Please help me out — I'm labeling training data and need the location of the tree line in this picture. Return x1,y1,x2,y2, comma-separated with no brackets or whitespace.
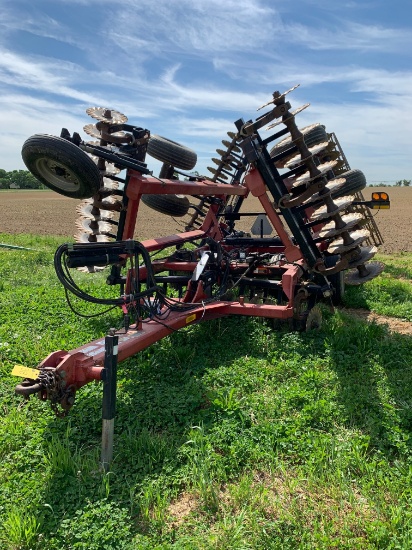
368,180,411,187
0,169,45,189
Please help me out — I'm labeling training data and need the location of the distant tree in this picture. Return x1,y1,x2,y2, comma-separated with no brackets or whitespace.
395,179,411,187
0,169,45,189
7,170,42,189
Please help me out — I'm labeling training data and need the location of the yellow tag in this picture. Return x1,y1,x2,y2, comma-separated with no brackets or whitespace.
11,365,40,379
372,205,390,209
186,314,196,324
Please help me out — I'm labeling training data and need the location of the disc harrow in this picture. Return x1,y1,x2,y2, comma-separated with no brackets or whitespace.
16,84,390,423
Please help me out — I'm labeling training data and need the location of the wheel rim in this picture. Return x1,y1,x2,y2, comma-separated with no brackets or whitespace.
36,158,81,192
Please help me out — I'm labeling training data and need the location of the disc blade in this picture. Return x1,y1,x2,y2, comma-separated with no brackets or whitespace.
82,196,123,212
327,229,370,254
294,160,338,186
74,232,110,243
310,196,354,222
257,84,300,111
77,266,106,273
86,107,128,124
76,202,115,220
345,261,385,285
88,155,122,175
318,213,363,239
102,177,120,190
75,218,114,234
345,245,377,268
221,140,241,152
266,103,310,130
207,167,229,179
284,141,330,169
302,177,347,206
83,123,128,142
272,123,324,151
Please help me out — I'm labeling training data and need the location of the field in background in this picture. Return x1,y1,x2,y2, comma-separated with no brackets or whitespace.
0,187,411,254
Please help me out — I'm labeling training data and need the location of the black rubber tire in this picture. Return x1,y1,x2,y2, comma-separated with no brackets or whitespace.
330,169,366,199
141,194,190,217
147,134,197,171
21,134,102,199
304,125,328,148
270,123,328,158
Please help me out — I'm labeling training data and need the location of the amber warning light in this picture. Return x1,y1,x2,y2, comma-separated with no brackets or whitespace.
370,192,390,209
354,192,390,209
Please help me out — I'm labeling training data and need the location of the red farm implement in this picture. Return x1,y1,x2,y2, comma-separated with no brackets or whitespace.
15,85,389,465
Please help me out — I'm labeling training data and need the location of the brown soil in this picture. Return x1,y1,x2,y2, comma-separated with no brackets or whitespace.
0,187,410,252
341,308,412,336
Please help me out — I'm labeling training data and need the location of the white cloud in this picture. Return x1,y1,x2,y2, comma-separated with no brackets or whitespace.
284,20,411,52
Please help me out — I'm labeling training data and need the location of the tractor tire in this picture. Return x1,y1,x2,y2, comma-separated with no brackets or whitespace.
141,194,190,217
147,135,197,171
22,134,102,199
330,169,367,199
270,123,328,159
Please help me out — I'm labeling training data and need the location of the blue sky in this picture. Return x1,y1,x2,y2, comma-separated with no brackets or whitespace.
0,0,410,184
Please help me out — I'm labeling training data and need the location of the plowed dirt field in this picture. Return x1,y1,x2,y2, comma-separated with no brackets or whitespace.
0,187,410,254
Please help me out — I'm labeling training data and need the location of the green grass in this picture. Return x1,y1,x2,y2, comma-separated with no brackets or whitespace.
343,254,412,321
0,236,411,549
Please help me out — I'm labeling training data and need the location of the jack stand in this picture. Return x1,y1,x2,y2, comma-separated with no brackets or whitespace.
100,328,119,472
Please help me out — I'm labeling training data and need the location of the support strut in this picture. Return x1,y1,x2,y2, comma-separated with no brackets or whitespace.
101,329,119,472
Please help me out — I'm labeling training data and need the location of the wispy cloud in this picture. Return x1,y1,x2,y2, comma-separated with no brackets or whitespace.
283,20,411,52
0,49,102,103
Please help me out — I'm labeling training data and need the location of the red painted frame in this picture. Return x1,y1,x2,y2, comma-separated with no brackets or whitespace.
29,165,309,407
